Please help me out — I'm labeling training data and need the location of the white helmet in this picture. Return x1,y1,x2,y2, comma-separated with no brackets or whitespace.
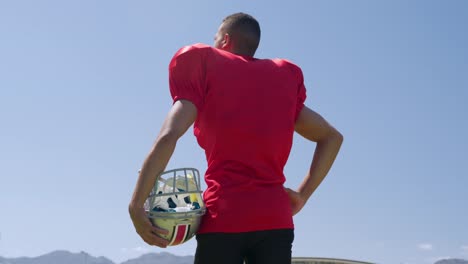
144,168,205,246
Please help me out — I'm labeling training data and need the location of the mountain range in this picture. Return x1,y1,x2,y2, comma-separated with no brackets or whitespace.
0,250,467,264
0,251,193,264
435,259,468,264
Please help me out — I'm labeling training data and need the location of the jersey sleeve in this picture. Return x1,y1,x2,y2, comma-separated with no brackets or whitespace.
294,67,307,121
169,45,207,111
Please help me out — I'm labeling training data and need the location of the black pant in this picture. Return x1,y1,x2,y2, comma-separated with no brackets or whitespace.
194,229,294,264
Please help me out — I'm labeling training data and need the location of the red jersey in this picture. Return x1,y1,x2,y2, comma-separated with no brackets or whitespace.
169,44,307,233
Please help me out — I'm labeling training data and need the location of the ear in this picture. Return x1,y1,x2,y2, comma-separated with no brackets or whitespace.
221,33,231,49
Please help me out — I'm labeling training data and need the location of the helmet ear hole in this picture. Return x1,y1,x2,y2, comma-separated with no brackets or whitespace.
145,168,206,246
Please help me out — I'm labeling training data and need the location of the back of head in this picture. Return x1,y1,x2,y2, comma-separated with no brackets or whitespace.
221,13,261,56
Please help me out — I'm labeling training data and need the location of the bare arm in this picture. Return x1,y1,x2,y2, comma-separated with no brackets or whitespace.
128,100,197,247
287,106,343,215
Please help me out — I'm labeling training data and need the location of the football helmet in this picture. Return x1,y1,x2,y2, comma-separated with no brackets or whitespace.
144,168,205,246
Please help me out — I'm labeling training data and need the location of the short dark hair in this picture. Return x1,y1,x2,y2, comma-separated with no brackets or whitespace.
222,12,261,55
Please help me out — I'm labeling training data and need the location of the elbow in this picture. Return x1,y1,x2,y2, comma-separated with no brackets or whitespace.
333,128,344,143
328,127,344,147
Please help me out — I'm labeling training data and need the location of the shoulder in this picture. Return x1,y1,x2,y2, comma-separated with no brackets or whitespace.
169,43,216,69
272,58,304,79
172,43,213,59
272,58,301,70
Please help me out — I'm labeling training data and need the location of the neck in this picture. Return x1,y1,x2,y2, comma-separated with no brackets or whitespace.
229,48,254,57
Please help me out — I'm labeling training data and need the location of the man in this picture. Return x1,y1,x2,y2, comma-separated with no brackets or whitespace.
129,12,343,264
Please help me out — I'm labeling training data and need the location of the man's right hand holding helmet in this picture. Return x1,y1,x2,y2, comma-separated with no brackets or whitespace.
129,206,170,248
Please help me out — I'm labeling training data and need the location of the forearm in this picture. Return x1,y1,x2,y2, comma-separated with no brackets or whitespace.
129,134,177,212
298,131,343,201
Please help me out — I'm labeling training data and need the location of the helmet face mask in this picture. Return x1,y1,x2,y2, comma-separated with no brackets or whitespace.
144,168,205,246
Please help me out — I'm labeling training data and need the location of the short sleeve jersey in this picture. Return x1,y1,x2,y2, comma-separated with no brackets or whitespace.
169,43,307,233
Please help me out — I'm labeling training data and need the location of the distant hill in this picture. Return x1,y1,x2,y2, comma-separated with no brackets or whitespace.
0,251,192,264
435,259,468,264
1,250,466,264
0,250,113,264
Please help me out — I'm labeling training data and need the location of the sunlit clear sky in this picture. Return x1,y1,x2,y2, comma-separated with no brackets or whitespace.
1,1,467,264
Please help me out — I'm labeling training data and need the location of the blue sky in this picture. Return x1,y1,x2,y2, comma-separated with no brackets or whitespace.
0,1,467,264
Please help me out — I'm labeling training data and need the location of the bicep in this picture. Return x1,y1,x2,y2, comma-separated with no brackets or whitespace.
294,106,336,142
159,100,197,139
